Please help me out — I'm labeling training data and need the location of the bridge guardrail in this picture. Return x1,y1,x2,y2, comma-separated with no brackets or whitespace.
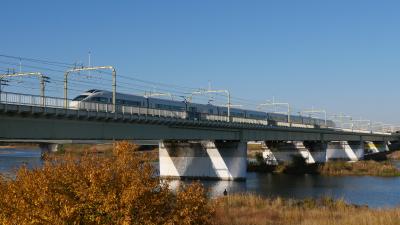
0,92,66,108
0,92,188,120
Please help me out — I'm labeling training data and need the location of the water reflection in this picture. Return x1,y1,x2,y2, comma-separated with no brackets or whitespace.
174,173,400,208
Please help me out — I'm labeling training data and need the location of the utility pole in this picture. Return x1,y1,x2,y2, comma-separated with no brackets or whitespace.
88,51,91,77
0,78,9,102
64,66,116,110
0,78,7,93
0,72,49,106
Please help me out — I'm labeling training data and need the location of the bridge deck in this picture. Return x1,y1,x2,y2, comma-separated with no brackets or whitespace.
0,103,396,142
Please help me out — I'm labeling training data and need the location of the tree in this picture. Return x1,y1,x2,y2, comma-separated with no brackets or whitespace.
0,141,214,225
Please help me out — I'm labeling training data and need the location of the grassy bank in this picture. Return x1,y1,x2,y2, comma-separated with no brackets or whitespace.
319,160,400,176
49,144,159,161
248,156,400,176
53,143,114,155
387,150,400,160
214,194,400,225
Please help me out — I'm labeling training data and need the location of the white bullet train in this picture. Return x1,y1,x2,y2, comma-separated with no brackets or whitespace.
71,89,335,128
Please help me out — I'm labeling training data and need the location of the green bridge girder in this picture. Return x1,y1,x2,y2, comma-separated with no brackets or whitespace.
0,103,397,143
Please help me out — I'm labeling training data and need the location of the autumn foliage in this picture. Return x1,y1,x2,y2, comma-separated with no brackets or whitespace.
0,141,214,225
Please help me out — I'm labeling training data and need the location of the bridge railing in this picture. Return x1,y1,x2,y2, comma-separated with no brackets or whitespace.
0,91,66,108
0,92,393,133
0,92,188,119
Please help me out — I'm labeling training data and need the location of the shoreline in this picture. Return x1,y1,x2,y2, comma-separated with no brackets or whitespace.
0,145,38,149
247,157,400,177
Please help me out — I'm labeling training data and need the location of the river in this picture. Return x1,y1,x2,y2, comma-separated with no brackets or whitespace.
1,148,399,208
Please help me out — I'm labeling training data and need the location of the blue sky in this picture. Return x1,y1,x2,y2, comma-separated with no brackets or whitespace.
1,0,400,124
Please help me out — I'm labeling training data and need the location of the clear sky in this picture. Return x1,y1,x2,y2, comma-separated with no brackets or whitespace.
1,0,400,124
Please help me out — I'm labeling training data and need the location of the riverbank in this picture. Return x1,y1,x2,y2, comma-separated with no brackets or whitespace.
213,194,400,225
248,157,400,176
0,144,38,149
53,143,114,155
387,150,400,160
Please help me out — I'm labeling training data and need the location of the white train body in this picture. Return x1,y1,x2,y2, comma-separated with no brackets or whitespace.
70,89,335,128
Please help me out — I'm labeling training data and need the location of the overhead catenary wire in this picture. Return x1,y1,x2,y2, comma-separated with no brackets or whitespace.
0,53,393,129
0,54,332,110
0,55,315,108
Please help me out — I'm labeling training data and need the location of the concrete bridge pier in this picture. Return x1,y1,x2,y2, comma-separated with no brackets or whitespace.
39,143,59,157
261,142,278,165
262,141,302,164
302,141,327,163
388,141,400,151
326,141,364,161
365,141,389,154
39,143,59,153
263,141,327,164
159,140,247,181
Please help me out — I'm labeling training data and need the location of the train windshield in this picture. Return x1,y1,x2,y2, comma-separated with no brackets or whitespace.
72,95,88,101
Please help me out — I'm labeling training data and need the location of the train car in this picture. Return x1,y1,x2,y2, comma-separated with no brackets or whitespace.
70,89,335,128
245,110,268,120
301,116,313,126
289,115,303,124
70,89,146,109
147,97,186,111
267,113,288,123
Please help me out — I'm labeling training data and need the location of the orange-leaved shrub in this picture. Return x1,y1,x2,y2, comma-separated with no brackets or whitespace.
0,141,214,225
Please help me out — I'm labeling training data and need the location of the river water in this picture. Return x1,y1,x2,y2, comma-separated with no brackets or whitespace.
1,148,400,208
0,148,42,178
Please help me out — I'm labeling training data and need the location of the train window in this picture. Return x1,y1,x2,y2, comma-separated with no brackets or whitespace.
91,97,108,103
231,112,244,117
114,99,141,106
209,109,213,114
125,100,140,106
73,95,88,101
155,104,183,111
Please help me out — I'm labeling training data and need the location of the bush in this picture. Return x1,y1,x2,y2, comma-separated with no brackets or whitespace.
0,141,214,225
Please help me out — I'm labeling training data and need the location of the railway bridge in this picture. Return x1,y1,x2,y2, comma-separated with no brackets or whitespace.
0,92,398,180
